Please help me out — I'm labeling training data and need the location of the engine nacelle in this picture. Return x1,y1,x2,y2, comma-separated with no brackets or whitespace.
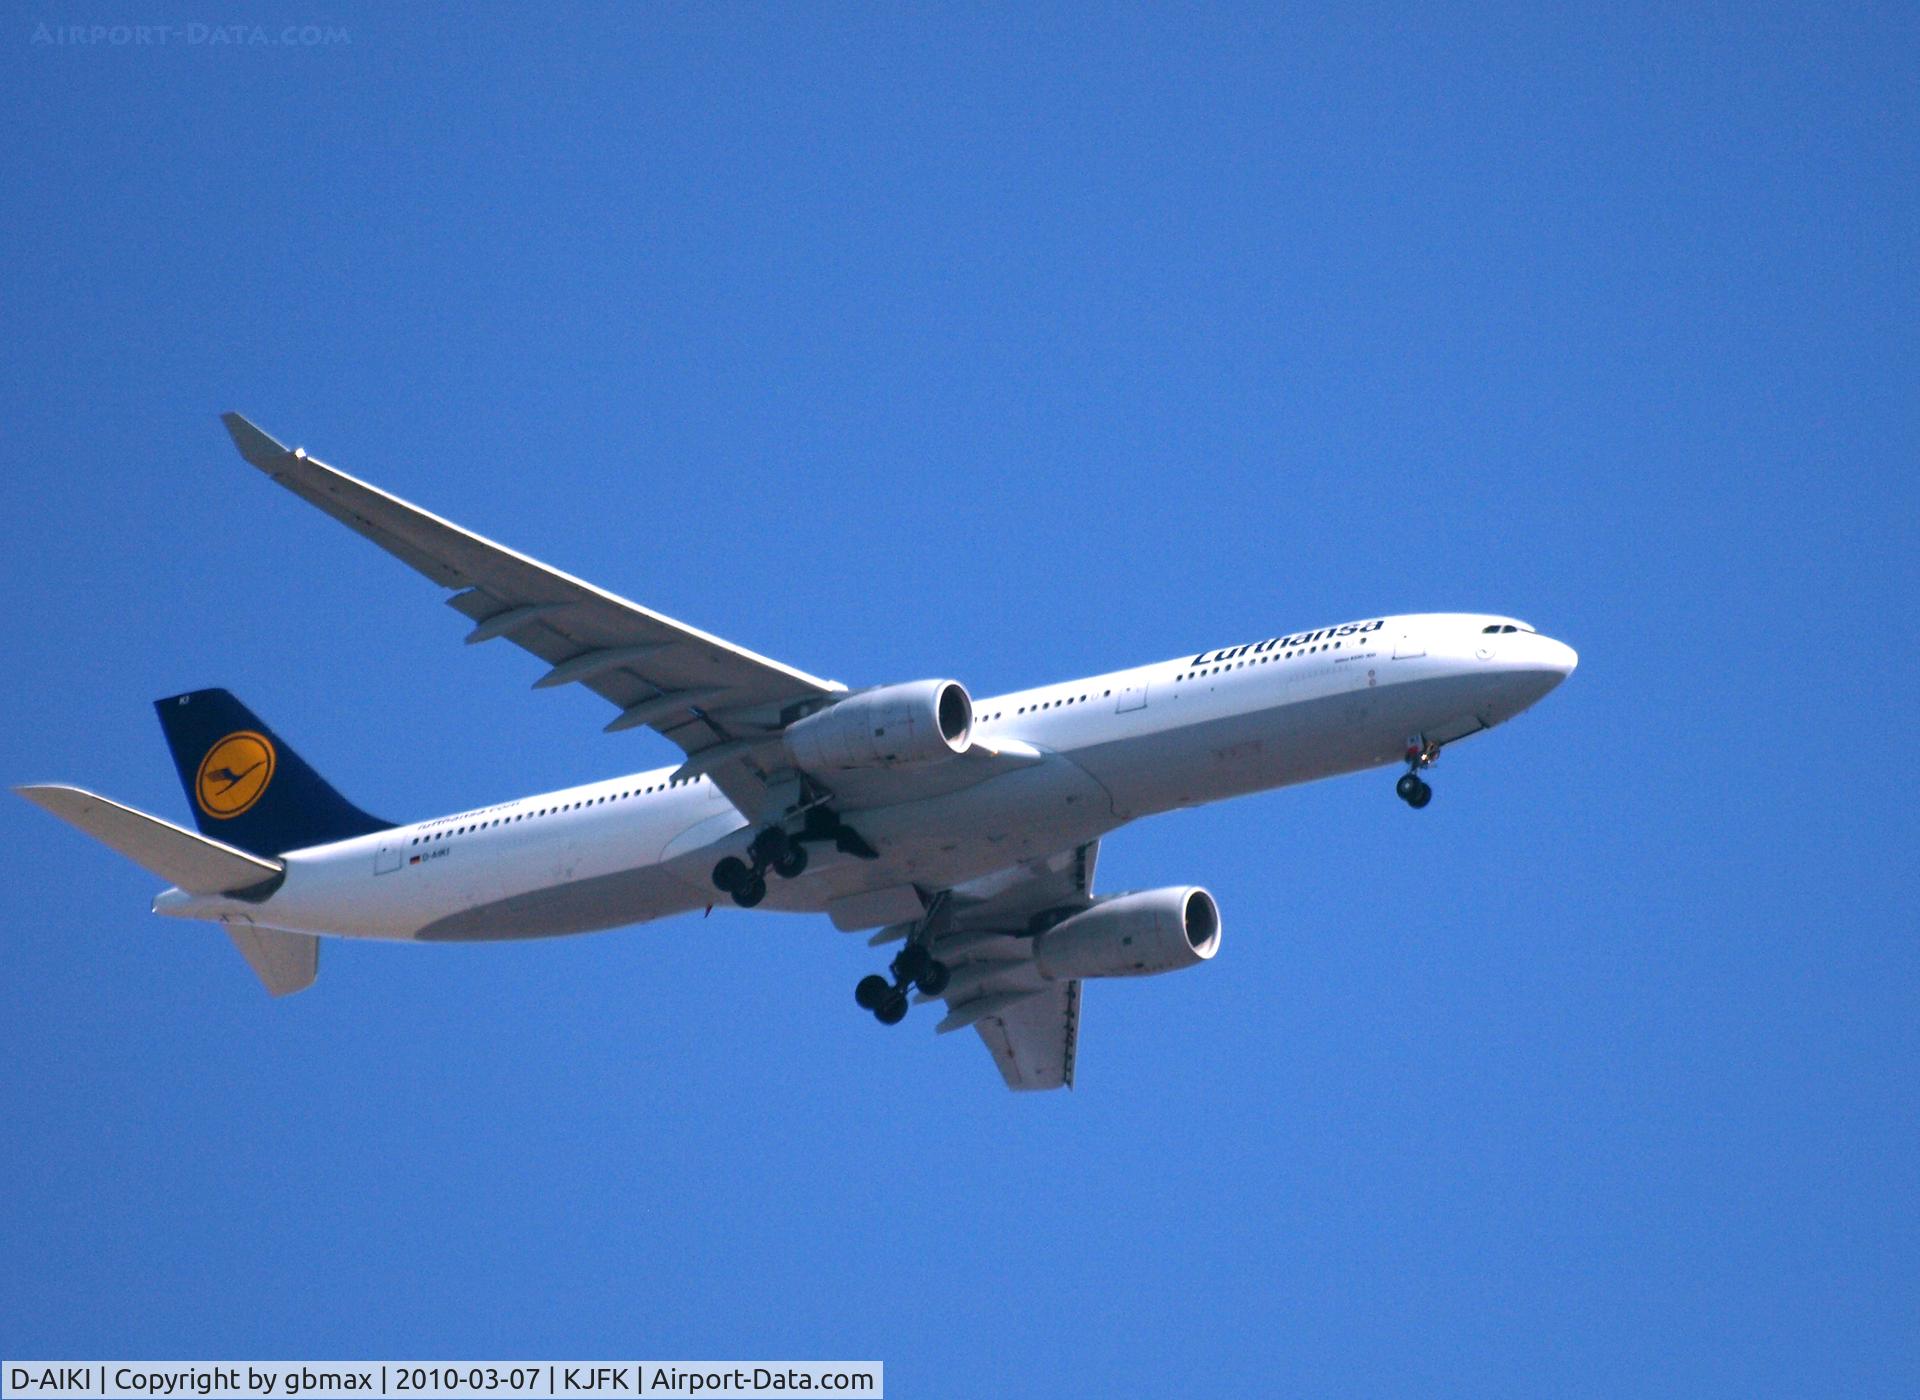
783,679,974,772
1034,886,1221,980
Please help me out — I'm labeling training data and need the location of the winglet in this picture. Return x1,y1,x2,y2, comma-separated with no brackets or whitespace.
221,412,293,469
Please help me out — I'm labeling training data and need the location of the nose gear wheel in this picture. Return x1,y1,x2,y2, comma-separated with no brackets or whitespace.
1397,737,1439,809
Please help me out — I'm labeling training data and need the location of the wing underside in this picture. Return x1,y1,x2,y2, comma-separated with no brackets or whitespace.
890,841,1099,1091
975,980,1081,1090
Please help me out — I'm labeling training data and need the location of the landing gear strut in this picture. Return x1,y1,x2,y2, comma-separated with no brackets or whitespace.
1397,738,1438,809
854,920,951,1026
710,808,875,907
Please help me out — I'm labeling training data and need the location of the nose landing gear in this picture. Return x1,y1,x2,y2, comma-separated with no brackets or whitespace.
1397,738,1438,809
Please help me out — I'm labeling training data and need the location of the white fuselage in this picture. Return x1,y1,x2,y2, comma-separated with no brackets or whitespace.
154,613,1576,942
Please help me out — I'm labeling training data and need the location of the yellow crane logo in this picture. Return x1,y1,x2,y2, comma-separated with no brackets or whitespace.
195,731,276,818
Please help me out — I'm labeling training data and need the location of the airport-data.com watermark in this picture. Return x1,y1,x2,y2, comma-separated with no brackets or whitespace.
30,22,351,47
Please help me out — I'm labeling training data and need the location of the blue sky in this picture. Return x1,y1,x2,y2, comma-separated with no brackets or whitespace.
2,4,1914,1395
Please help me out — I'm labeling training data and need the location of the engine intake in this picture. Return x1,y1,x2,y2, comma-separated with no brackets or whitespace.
1034,886,1221,980
784,679,974,773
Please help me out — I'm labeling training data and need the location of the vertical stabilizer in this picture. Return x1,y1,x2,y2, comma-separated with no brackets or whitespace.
154,689,391,857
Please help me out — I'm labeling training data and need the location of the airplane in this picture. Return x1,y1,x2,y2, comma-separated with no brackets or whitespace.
17,414,1578,1090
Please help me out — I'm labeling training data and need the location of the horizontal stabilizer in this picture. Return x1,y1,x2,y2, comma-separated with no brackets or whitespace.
16,784,283,895
225,923,318,996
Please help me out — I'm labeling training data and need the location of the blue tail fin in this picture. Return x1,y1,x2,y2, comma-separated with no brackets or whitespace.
154,689,392,857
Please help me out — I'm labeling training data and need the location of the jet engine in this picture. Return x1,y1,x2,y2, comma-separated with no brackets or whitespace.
783,679,974,772
1034,886,1221,980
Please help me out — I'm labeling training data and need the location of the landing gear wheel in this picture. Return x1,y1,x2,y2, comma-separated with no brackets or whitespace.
772,843,809,879
874,991,909,1026
732,875,767,908
711,856,750,893
1397,736,1440,809
855,974,891,1010
914,959,951,997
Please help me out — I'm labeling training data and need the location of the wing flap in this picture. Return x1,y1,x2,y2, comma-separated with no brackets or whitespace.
975,980,1081,1090
911,840,1099,1091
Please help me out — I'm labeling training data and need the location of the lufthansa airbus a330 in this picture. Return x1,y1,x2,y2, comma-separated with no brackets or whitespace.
19,415,1577,1089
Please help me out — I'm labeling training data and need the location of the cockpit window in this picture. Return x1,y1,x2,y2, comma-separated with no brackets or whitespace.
1482,623,1527,634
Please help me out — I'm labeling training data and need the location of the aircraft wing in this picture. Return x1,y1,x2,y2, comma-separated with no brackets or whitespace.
221,414,844,816
971,981,1082,1092
907,841,1099,1091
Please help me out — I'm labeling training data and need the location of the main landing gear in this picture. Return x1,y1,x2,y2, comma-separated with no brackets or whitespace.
709,807,879,908
1396,738,1438,809
854,940,951,1027
710,827,799,908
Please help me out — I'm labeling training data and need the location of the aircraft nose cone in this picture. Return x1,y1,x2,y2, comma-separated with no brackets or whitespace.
1499,632,1578,714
